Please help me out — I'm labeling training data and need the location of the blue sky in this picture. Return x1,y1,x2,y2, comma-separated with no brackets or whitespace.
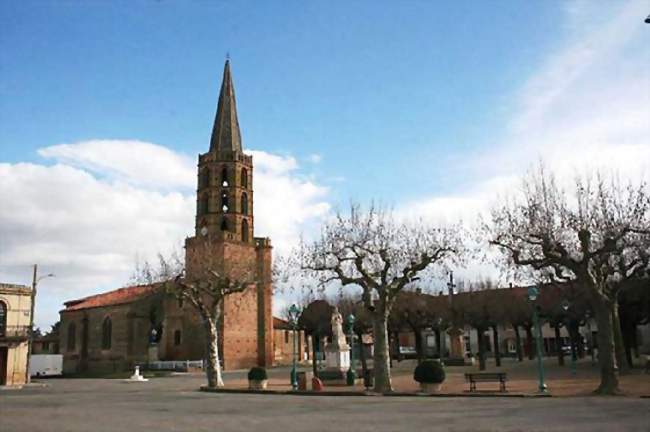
2,1,563,200
1,1,648,328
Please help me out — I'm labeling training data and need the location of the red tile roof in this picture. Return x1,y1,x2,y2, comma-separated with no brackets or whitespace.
62,284,159,312
275,316,299,330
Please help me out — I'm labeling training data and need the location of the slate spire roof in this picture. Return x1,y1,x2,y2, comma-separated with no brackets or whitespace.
209,59,243,153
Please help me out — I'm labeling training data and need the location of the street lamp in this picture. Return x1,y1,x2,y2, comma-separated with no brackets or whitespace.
584,310,596,366
561,300,577,376
346,314,356,386
287,304,300,390
527,286,548,393
26,265,55,384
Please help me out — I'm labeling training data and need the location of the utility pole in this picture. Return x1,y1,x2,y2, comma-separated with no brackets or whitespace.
26,264,38,384
26,264,54,384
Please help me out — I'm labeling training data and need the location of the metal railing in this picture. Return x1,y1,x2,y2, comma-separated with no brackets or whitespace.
138,360,204,371
0,325,31,339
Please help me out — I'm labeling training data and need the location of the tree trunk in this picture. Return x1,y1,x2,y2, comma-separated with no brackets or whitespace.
476,328,486,371
524,324,534,360
372,313,393,393
554,324,564,366
203,320,224,388
593,298,620,395
434,328,442,358
611,305,628,373
513,325,523,362
413,326,424,364
492,325,501,367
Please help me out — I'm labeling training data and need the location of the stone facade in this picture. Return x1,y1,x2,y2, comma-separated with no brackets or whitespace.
0,283,32,386
60,59,273,374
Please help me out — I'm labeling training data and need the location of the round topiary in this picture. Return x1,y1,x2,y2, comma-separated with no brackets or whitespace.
247,366,268,381
413,360,445,384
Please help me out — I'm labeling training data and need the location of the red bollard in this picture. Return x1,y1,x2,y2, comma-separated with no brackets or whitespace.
312,377,324,392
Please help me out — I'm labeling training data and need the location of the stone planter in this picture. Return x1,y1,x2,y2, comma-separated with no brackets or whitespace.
419,382,443,394
248,379,268,390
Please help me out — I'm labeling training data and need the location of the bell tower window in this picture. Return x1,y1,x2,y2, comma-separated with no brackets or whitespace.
221,191,229,212
241,168,248,188
241,192,248,215
241,218,249,242
221,167,229,186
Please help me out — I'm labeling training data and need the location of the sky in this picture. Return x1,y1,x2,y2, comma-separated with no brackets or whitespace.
1,1,648,329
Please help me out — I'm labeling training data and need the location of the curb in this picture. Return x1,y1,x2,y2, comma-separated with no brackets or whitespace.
199,387,552,398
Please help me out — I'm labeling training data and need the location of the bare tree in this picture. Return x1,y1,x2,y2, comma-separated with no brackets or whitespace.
132,247,256,389
167,269,254,389
299,204,464,392
484,168,650,394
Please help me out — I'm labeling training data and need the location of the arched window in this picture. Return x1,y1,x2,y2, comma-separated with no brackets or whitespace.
241,168,248,188
174,329,182,346
201,169,210,188
241,192,248,215
241,218,249,242
221,166,229,186
0,301,6,337
221,191,229,212
102,317,112,350
199,196,209,215
67,322,76,351
221,217,229,231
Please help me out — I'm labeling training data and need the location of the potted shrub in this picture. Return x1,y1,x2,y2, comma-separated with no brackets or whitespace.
413,360,445,393
247,367,268,390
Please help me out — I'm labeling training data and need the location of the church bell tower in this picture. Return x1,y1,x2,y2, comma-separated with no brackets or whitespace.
184,59,274,369
194,59,254,244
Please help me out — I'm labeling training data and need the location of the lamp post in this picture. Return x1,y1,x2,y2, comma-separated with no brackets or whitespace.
26,264,54,384
561,300,577,376
527,287,547,393
287,304,300,390
585,310,596,366
346,314,356,386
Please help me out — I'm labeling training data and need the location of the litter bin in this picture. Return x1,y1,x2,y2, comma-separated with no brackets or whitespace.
297,371,313,391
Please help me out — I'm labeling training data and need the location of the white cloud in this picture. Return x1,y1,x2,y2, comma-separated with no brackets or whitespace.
0,141,330,328
397,1,650,285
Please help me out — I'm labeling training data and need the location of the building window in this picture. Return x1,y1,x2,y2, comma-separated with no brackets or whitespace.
0,301,6,337
221,167,229,186
221,191,229,212
241,193,248,215
241,168,248,188
174,329,182,346
43,342,50,352
102,317,112,350
221,217,229,231
67,322,76,351
241,218,249,242
201,169,210,188
199,196,209,215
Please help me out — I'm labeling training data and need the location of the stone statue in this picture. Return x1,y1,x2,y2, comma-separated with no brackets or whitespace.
330,307,346,347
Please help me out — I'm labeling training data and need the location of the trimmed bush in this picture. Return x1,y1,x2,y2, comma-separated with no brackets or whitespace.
247,366,268,381
413,360,445,384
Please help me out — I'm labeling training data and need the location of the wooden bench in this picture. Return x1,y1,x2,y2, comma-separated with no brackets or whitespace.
465,372,507,392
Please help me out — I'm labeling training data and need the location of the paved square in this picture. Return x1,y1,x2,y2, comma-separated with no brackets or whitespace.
1,373,648,432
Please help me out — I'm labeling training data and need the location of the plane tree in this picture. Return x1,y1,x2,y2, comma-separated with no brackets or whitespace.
484,168,650,394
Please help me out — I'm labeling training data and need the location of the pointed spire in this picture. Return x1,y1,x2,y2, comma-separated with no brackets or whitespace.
209,59,242,153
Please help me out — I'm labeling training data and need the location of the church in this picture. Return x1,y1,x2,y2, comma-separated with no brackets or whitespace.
59,60,274,374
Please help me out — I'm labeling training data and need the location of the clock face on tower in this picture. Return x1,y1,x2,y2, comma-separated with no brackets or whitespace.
200,226,208,237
